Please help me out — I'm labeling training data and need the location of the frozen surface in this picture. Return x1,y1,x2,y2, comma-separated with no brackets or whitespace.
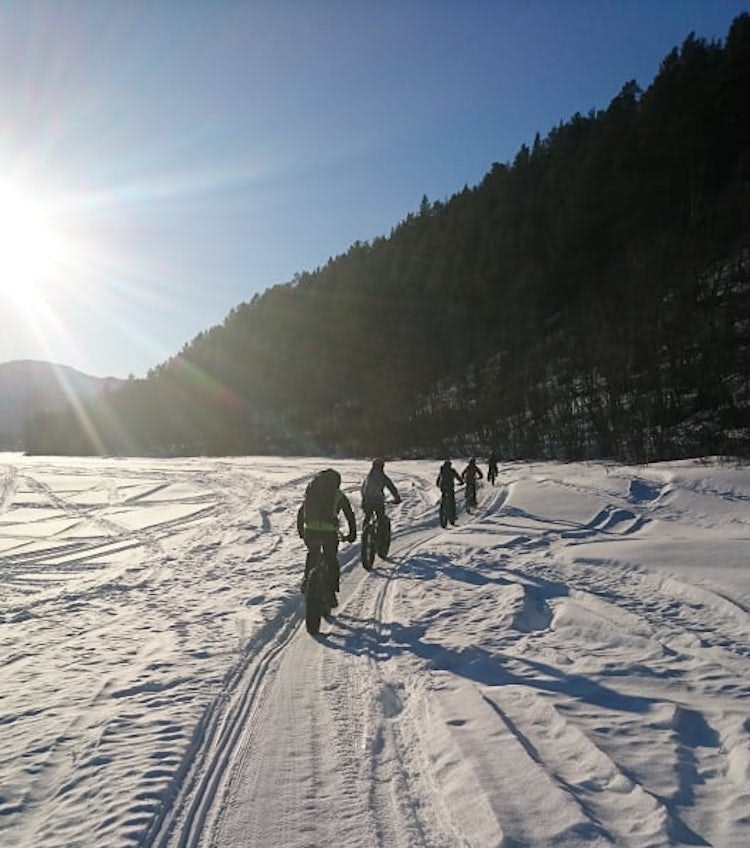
0,455,748,847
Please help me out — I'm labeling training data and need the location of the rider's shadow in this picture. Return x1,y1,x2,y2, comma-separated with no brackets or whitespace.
363,553,518,593
317,611,406,661
398,553,516,587
321,613,653,715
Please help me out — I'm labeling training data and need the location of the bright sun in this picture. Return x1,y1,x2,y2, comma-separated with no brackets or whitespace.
0,183,68,309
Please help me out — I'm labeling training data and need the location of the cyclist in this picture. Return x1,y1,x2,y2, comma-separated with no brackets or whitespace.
436,459,462,525
487,451,499,485
461,457,483,509
297,468,356,608
361,458,401,527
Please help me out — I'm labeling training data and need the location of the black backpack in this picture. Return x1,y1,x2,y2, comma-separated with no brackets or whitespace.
304,469,340,526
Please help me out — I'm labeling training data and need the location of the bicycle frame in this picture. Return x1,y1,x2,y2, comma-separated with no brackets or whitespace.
304,531,346,635
439,489,457,527
465,479,477,511
361,505,392,570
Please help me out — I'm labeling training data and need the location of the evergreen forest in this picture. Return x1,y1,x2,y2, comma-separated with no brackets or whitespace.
25,15,750,461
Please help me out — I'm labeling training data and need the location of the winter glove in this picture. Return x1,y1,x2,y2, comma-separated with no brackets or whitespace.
347,531,356,543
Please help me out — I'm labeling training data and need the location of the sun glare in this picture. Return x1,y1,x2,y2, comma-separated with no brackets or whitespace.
0,183,69,310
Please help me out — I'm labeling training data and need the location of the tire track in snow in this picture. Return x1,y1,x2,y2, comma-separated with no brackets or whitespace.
331,484,515,845
422,678,616,846
316,489,516,847
536,556,750,665
91,460,750,847
0,462,18,514
519,559,750,845
146,604,299,848
334,534,444,847
493,473,750,847
155,465,445,848
480,687,673,846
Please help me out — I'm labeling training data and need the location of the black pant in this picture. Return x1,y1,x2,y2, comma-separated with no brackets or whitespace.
440,489,456,523
363,501,386,525
304,529,340,591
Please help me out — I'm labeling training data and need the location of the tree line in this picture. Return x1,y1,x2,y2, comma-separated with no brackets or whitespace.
25,15,750,461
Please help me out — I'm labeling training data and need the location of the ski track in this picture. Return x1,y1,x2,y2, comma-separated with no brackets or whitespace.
0,457,310,848
0,457,748,847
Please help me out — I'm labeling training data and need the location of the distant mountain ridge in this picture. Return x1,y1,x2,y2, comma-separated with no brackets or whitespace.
0,360,125,448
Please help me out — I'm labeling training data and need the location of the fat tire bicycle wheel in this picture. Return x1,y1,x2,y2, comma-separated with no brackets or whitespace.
305,560,332,635
439,497,449,528
466,483,477,513
376,515,391,558
361,521,377,571
305,568,323,634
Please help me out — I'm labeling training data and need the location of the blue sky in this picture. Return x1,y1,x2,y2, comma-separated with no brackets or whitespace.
0,0,746,379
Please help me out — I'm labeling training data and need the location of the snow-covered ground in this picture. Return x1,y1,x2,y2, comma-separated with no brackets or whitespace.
0,453,748,848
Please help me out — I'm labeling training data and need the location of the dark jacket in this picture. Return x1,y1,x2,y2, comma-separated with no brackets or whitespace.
462,462,483,484
361,467,400,507
436,462,462,493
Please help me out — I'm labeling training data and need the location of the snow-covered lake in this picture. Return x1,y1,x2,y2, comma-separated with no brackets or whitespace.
1,454,748,847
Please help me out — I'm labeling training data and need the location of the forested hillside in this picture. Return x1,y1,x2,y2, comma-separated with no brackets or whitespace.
25,15,750,460
0,361,124,450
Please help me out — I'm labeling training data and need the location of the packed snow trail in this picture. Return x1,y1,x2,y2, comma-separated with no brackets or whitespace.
160,462,749,848
0,456,748,847
195,521,462,848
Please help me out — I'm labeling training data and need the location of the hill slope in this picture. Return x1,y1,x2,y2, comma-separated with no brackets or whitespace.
14,14,750,460
0,360,125,447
